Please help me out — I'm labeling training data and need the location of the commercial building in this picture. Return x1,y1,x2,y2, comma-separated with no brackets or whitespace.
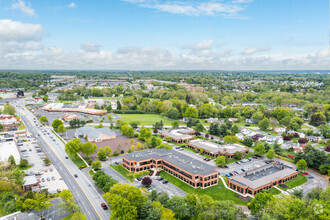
227,164,298,196
0,115,20,130
0,140,21,164
123,149,218,189
187,139,249,158
43,103,107,115
160,128,195,143
61,113,79,122
75,125,116,142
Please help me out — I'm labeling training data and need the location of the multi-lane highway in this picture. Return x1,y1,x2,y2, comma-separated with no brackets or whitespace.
15,99,110,220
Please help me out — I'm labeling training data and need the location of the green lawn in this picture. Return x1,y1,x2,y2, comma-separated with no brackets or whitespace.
279,173,308,191
110,164,134,182
59,100,74,104
92,96,121,100
160,172,249,206
88,169,95,177
119,114,175,126
19,123,26,130
67,151,86,169
263,187,281,195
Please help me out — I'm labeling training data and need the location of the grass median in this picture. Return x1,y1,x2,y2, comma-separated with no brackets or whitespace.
110,164,134,182
160,172,249,206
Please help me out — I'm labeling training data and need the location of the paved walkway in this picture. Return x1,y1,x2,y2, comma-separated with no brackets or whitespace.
274,186,284,193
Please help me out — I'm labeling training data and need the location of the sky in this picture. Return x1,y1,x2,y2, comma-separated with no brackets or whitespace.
0,0,329,70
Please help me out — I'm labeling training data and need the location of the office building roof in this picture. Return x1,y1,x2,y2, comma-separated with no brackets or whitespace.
124,149,217,176
188,139,247,154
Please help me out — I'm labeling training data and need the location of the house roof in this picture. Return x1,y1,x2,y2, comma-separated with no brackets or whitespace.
76,125,116,140
23,176,38,186
123,149,217,176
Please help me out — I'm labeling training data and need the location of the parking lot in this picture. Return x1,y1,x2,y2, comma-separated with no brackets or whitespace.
131,176,186,198
20,140,68,194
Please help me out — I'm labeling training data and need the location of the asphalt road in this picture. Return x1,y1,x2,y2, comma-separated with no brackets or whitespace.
15,100,110,220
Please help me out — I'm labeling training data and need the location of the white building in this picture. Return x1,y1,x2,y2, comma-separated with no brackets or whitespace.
0,141,21,164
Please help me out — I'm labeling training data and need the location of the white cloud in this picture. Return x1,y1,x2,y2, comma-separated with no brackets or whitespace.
67,2,77,8
232,0,253,3
81,42,101,52
12,0,37,17
185,40,215,57
241,47,271,55
123,0,249,18
0,19,43,42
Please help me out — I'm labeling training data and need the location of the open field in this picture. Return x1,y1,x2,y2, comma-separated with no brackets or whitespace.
160,172,249,205
119,114,174,126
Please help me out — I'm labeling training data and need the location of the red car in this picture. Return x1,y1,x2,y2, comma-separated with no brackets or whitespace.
302,172,309,175
57,189,61,193
44,169,48,172
49,169,53,172
205,158,211,161
101,203,108,210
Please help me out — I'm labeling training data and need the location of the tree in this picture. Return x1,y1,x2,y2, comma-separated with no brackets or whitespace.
3,104,15,115
259,117,270,131
234,151,243,160
65,138,81,160
310,112,326,127
209,122,220,136
103,183,146,220
80,142,97,157
107,114,113,121
52,119,63,131
165,107,181,119
215,156,226,167
42,95,49,102
91,159,102,170
291,189,304,199
104,146,112,157
223,135,239,144
248,192,274,217
57,124,66,132
12,168,25,185
71,211,86,220
252,112,264,122
40,116,48,124
264,143,270,152
183,107,198,118
97,148,107,161
29,192,53,212
296,159,307,172
318,124,330,138
171,121,180,129
8,155,16,167
273,141,282,155
43,157,51,165
266,149,275,161
19,159,29,168
198,103,217,118
117,100,122,110
243,137,253,147
0,124,3,130
298,138,308,144
58,190,80,214
254,143,266,157
142,177,152,186
231,124,239,134
195,123,204,132
136,142,142,150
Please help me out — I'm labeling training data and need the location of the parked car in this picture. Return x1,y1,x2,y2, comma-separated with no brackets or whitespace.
137,177,143,181
51,176,55,180
307,175,314,179
46,177,50,181
65,156,69,159
162,180,169,184
224,165,229,168
57,189,62,193
41,178,45,182
229,173,234,176
252,156,258,159
225,174,230,177
157,177,164,181
236,161,240,165
205,158,211,161
302,172,309,175
241,168,246,172
101,203,108,210
74,174,78,178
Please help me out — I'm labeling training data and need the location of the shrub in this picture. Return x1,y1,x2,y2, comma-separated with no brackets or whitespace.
113,151,119,156
142,176,152,186
120,150,124,154
298,138,308,144
205,134,209,138
325,146,330,152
